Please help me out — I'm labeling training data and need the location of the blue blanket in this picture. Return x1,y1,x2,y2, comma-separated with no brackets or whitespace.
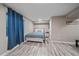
25,32,44,38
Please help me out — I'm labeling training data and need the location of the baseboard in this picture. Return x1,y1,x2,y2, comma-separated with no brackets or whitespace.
1,44,20,56
52,41,75,45
1,41,26,56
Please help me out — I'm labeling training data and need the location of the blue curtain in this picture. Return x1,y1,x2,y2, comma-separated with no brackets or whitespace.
7,8,16,49
19,15,24,43
15,13,20,44
7,8,24,49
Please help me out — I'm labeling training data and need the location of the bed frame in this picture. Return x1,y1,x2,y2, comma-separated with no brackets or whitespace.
26,37,45,43
25,32,45,43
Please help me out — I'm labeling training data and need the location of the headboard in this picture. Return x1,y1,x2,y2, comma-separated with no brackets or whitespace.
34,28,44,33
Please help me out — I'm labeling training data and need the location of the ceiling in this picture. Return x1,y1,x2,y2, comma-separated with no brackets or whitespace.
4,3,79,21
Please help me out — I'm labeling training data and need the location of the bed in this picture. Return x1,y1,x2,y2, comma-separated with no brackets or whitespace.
25,32,45,43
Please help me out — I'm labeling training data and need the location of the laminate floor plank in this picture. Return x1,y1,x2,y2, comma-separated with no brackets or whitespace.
55,43,72,56
61,44,79,56
6,40,79,56
54,43,65,56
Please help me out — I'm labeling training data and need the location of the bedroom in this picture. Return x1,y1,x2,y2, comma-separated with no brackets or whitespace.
0,3,79,56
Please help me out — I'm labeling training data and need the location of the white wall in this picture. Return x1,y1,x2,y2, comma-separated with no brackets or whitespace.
23,17,34,37
54,18,79,42
33,20,49,32
50,16,78,43
50,16,66,42
0,4,8,55
34,24,49,32
49,18,53,40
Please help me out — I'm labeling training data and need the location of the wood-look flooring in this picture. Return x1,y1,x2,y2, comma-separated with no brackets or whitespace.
6,39,79,56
